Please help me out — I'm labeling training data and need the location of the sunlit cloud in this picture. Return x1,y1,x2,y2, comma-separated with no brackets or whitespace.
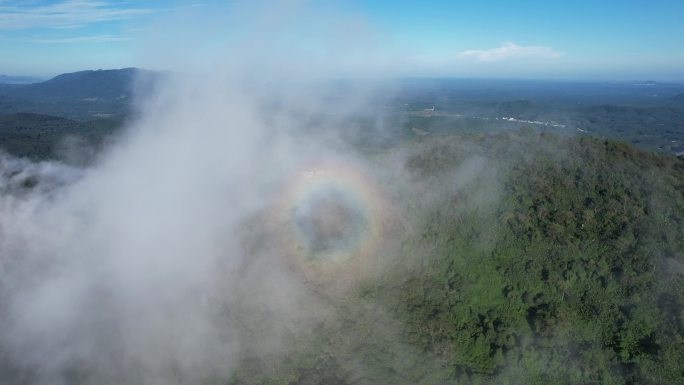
457,42,563,62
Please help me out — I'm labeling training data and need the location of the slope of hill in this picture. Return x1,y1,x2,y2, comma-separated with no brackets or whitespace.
0,123,682,384
225,131,684,385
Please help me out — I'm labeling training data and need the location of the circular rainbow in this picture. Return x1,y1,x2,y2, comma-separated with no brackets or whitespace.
276,159,387,283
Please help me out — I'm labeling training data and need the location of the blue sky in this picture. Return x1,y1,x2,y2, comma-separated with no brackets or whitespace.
1,0,683,80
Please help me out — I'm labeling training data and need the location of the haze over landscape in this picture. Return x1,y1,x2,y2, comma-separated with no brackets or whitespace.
1,1,684,385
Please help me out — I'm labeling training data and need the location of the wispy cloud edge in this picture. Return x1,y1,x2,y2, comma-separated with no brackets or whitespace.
0,0,153,30
457,42,563,62
28,34,133,44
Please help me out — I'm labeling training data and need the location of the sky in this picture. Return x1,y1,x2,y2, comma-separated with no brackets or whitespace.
1,0,683,80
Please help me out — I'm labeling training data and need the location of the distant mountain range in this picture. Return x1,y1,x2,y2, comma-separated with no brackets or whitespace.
0,75,43,85
1,69,684,160
0,68,163,160
0,68,162,120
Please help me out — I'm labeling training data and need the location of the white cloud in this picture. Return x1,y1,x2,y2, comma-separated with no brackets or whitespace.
457,42,562,62
0,0,153,30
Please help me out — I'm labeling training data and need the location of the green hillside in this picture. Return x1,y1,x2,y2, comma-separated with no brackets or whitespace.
1,73,683,383
228,130,684,385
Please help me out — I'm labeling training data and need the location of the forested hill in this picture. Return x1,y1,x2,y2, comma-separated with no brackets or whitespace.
228,130,684,385
0,68,161,120
10,68,143,102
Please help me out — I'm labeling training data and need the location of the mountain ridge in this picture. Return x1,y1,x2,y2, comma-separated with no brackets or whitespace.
0,68,161,120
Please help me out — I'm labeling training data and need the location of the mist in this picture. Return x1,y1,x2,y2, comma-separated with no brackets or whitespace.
0,4,470,384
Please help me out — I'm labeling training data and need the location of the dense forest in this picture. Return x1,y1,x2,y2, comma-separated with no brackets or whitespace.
0,113,119,161
225,130,684,385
